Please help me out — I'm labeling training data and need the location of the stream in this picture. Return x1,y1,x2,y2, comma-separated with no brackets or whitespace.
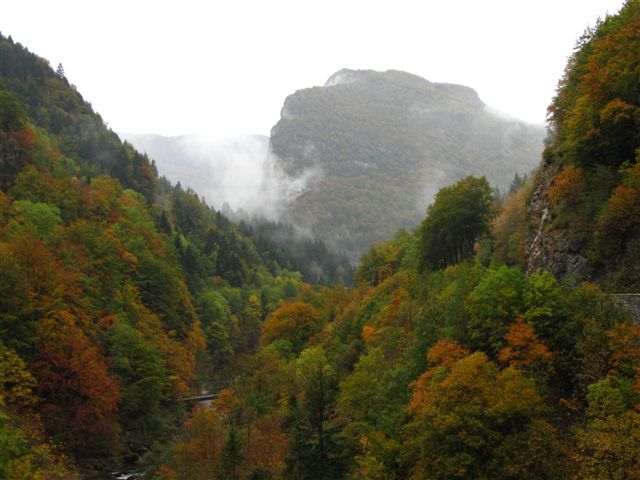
106,392,217,479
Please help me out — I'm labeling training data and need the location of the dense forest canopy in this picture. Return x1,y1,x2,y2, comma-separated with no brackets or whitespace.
0,32,346,478
2,1,640,479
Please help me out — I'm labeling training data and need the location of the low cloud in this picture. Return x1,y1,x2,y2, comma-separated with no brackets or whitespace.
121,132,320,219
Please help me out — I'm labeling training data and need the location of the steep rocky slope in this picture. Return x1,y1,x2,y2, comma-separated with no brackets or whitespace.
524,0,640,291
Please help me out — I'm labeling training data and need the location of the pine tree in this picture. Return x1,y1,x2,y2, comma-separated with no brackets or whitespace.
222,426,243,480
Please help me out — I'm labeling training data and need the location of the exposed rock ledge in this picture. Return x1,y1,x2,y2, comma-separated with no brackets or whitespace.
525,161,590,282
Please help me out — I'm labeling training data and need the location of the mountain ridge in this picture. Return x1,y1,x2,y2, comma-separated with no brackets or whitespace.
125,68,545,261
270,68,545,259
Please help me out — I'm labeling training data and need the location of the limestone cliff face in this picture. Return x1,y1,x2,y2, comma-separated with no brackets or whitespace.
525,160,590,282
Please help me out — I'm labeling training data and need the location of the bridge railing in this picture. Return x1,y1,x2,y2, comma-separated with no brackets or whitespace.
180,393,219,403
606,294,640,323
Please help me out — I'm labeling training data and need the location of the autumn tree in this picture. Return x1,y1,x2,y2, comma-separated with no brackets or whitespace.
0,343,37,408
498,317,554,393
607,321,640,406
240,417,289,478
492,182,529,266
409,339,470,412
32,310,121,456
0,409,81,480
548,164,585,210
261,301,322,354
597,161,640,257
408,352,566,479
575,378,640,479
162,407,226,480
357,241,404,286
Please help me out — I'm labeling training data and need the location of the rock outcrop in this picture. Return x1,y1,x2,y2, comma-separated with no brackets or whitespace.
525,160,590,282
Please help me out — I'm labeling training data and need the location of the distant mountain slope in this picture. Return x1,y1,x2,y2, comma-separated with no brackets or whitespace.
270,69,545,259
121,132,355,285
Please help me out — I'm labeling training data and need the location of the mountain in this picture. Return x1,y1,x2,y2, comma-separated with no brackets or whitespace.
270,68,545,260
160,5,640,477
127,70,545,262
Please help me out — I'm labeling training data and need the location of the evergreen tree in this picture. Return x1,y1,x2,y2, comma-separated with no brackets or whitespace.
222,426,243,480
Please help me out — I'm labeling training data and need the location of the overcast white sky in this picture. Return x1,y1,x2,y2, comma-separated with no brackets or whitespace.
2,0,626,137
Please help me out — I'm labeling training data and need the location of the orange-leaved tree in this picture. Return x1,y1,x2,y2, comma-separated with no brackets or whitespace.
261,301,322,353
408,351,566,479
498,317,554,390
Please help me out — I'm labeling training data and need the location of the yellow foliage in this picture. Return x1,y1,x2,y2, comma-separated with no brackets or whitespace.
261,301,322,352
0,344,38,408
492,185,529,265
169,407,226,480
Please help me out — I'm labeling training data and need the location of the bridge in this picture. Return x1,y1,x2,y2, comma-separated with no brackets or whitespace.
607,294,640,323
180,393,219,403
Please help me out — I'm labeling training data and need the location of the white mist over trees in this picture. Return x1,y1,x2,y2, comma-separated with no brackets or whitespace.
121,132,316,220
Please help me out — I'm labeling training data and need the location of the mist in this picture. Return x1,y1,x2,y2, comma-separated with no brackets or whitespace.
120,132,319,219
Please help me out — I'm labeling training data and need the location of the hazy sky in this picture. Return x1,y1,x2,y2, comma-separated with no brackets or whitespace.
2,0,626,137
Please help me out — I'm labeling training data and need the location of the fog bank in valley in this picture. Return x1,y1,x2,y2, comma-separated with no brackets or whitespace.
121,132,317,219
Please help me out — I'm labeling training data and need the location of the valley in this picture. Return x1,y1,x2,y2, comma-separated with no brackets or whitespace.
1,1,640,479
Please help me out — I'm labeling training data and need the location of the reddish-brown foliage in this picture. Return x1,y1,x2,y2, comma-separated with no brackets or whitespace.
241,417,289,477
361,325,376,343
427,338,470,368
32,310,121,453
409,339,470,412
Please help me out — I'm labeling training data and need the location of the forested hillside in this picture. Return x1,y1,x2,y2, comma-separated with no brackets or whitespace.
271,68,545,260
0,32,332,478
523,0,640,290
157,177,639,479
2,1,640,479
155,3,640,479
122,132,355,286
